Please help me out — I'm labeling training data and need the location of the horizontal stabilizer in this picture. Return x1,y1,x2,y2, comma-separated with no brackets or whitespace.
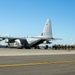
31,37,62,40
51,38,62,40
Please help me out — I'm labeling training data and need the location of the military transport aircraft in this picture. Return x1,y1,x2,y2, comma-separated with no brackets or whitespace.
0,19,60,49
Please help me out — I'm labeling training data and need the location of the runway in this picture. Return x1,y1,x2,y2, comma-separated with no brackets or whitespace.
0,48,75,56
0,48,75,75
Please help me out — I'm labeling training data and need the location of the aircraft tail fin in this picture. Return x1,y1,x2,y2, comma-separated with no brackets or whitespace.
41,19,53,38
32,19,62,40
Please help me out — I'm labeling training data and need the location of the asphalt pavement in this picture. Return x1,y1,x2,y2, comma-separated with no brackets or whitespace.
0,48,75,75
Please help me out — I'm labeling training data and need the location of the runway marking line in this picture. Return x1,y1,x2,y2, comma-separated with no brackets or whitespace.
0,60,75,67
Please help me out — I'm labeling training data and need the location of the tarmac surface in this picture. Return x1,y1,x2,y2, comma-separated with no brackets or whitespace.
0,48,75,56
0,48,75,75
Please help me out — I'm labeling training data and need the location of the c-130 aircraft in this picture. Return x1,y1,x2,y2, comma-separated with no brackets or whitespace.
0,19,60,49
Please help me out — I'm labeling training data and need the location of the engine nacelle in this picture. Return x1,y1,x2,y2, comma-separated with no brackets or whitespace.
43,40,52,44
0,38,3,41
15,39,21,44
15,39,22,48
5,39,15,43
5,39,9,43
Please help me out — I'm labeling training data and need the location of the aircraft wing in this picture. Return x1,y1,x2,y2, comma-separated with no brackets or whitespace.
0,36,26,41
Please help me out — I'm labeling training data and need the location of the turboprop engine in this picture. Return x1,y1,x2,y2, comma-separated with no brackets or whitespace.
15,39,21,45
15,39,22,48
5,39,15,43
